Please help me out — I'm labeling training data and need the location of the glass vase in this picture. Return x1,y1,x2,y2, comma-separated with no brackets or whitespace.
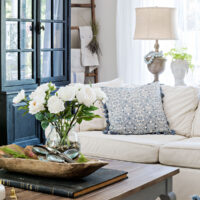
45,125,80,153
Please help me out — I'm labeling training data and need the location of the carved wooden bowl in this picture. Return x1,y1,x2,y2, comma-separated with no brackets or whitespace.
0,158,108,179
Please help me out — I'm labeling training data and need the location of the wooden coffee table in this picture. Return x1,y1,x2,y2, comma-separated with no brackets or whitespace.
5,158,179,200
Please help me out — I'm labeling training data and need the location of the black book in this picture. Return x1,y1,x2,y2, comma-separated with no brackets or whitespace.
0,168,128,198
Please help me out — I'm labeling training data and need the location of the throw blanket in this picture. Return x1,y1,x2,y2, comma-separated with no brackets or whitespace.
71,49,85,83
79,26,99,72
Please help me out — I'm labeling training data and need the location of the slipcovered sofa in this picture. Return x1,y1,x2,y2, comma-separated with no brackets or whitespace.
78,79,200,200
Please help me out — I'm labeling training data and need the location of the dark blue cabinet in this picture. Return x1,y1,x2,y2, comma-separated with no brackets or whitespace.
0,0,71,146
5,92,42,146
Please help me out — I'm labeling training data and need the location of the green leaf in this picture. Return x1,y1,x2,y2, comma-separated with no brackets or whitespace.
80,116,94,121
78,114,101,121
45,113,51,118
77,118,83,124
94,115,101,118
41,121,49,130
84,106,98,111
77,153,88,163
22,110,29,116
1,147,29,159
18,106,27,111
35,113,44,121
65,107,73,119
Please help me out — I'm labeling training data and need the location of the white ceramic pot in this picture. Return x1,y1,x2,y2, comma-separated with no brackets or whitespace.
171,60,189,86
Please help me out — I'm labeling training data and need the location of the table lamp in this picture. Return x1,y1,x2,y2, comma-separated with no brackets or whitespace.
134,7,178,82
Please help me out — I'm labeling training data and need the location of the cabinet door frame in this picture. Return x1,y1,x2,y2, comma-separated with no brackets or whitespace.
1,0,71,91
37,0,71,86
1,0,37,90
7,93,42,146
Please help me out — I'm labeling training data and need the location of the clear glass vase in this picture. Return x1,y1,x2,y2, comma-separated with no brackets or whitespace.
45,125,80,153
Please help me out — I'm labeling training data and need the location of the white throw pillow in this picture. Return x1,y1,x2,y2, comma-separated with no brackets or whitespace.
79,78,124,132
161,85,199,137
80,101,107,131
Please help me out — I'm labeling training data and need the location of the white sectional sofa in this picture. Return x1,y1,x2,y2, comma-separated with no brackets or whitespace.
77,79,200,200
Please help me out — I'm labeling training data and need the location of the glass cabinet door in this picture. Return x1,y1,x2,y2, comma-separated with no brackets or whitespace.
5,0,36,85
39,0,69,84
3,0,70,89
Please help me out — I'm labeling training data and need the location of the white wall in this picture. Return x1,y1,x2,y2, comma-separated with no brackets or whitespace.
71,0,118,82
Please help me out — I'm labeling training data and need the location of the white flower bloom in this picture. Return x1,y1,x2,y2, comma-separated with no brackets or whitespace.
30,83,56,100
36,83,49,92
76,86,96,107
47,96,65,114
57,86,76,101
13,90,25,104
29,84,49,101
94,87,108,102
73,83,84,94
29,99,45,115
29,90,46,103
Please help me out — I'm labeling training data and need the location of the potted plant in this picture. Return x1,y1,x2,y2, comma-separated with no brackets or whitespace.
13,83,107,153
164,48,194,86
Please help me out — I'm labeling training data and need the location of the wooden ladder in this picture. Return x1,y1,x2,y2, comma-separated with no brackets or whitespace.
71,0,98,83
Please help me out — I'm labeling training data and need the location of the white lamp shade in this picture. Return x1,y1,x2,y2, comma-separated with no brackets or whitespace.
134,7,178,40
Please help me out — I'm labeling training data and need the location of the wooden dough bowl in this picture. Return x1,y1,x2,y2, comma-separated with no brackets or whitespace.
0,158,108,179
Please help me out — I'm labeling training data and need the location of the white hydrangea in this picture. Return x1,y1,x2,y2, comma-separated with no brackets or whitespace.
94,87,108,103
47,96,65,114
29,98,45,115
13,90,25,104
76,86,97,107
57,86,76,101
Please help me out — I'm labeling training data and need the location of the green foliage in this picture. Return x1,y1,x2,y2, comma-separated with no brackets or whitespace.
16,82,103,147
41,121,49,130
76,105,101,124
35,113,44,121
77,153,88,163
18,103,29,116
164,48,194,70
0,147,29,159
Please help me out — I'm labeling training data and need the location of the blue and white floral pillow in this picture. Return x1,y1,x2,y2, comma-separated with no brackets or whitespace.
102,82,174,135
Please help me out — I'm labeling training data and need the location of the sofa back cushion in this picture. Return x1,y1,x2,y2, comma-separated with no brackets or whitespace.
92,78,124,88
161,85,199,137
192,101,200,137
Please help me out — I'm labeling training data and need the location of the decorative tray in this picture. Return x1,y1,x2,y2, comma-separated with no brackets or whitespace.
0,157,108,179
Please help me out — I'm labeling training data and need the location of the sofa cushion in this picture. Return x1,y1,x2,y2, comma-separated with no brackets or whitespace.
80,101,107,131
161,85,199,137
93,78,124,88
102,82,172,135
79,78,124,132
79,131,185,163
159,137,200,169
192,101,200,137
